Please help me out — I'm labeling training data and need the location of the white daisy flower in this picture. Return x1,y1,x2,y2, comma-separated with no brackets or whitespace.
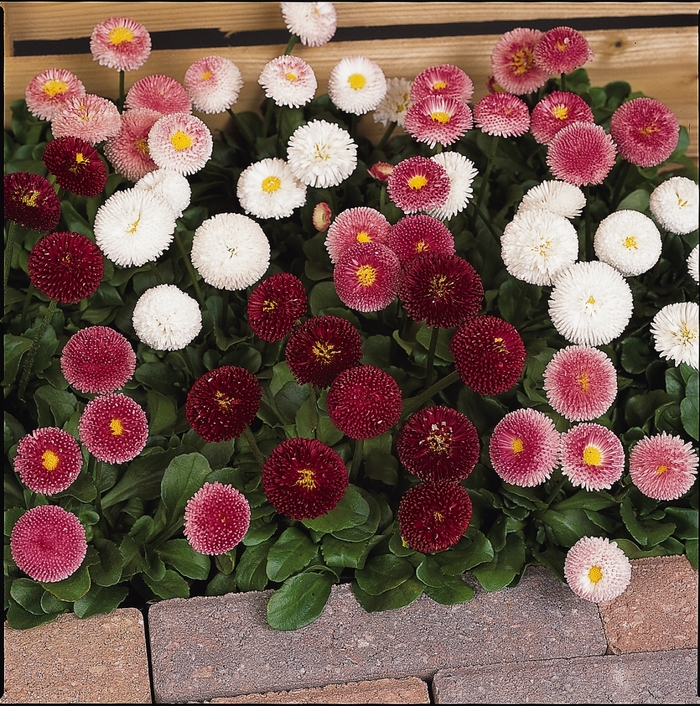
328,56,387,116
135,168,191,218
564,537,631,603
184,56,243,114
132,284,202,351
427,151,479,221
501,208,579,286
373,77,413,127
190,213,271,291
593,209,662,277
688,244,699,283
287,119,358,188
651,301,699,370
258,55,317,108
518,180,586,219
280,2,337,47
549,261,634,346
649,176,699,235
93,188,177,267
237,158,307,220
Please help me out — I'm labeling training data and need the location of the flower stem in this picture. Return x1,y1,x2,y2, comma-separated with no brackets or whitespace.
284,34,299,56
19,283,35,331
18,298,58,400
4,220,18,297
471,198,502,244
262,99,276,137
149,260,164,285
243,425,265,469
308,384,319,438
560,72,567,92
173,229,206,308
543,469,567,507
227,108,255,146
423,326,440,391
470,135,500,231
118,70,125,111
221,288,230,332
583,185,593,261
402,369,460,420
350,437,364,482
611,160,632,208
91,455,103,518
377,121,396,150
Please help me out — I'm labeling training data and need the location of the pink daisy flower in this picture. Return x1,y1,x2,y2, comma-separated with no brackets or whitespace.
560,423,625,491
313,202,332,232
387,156,450,214
565,536,631,603
103,108,161,181
258,54,317,108
491,27,549,95
334,242,401,313
148,113,213,175
247,272,308,342
124,75,192,114
25,68,86,121
51,94,121,145
547,122,617,187
409,64,474,103
403,95,473,149
473,92,530,138
533,26,594,75
609,97,680,168
325,207,391,264
489,408,560,487
543,345,618,422
629,432,698,501
367,162,394,182
530,91,594,145
386,214,455,266
185,56,244,114
90,17,151,72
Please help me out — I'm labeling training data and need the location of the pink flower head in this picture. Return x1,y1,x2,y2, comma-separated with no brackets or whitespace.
51,94,121,145
543,345,617,422
259,55,317,109
387,156,450,214
404,95,473,148
609,97,680,168
334,242,401,313
533,26,594,75
560,423,625,491
325,207,391,264
530,91,594,145
565,536,631,602
103,108,161,181
280,2,337,48
547,122,617,187
386,214,455,266
148,112,213,175
3,172,61,232
409,64,474,103
312,202,332,231
491,27,549,95
367,162,394,182
25,68,86,121
90,17,151,72
489,408,561,487
473,92,530,138
185,56,244,114
10,505,87,583
124,75,192,115
247,272,308,342
42,136,107,197
629,432,698,501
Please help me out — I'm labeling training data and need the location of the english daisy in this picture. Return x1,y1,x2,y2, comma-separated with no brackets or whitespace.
313,202,332,231
387,156,450,214
648,176,699,235
491,27,548,95
650,302,699,370
25,68,86,121
51,94,122,145
134,168,192,218
280,1,337,47
547,122,617,187
409,64,474,103
386,214,455,266
185,56,244,114
90,17,151,72
560,423,625,491
564,536,631,602
328,56,387,116
103,108,161,182
148,112,213,175
533,26,594,75
373,76,413,127
42,135,107,197
428,151,479,221
530,91,594,145
518,180,586,219
3,172,61,232
258,55,317,108
124,74,192,114
473,92,530,138
688,245,699,284
247,272,308,342
325,207,391,264
236,158,307,220
367,162,394,182
404,95,473,149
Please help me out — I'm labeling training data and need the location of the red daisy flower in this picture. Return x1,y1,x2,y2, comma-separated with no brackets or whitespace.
3,172,61,232
61,325,136,394
387,156,450,214
285,315,363,388
491,27,549,95
397,405,480,483
404,95,473,149
473,92,530,138
560,423,625,491
262,437,349,520
103,108,161,182
530,91,594,145
398,252,484,329
334,242,401,313
247,272,308,342
79,393,149,464
10,505,87,583
547,122,617,187
28,231,104,304
533,26,594,75
42,136,107,197
450,315,526,396
409,64,474,103
13,427,83,496
326,365,402,439
386,214,455,266
124,74,192,115
186,366,262,443
398,481,473,553
183,482,251,554
609,97,680,168
325,207,391,264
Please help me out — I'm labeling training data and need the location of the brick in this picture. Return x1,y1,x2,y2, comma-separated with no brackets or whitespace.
148,566,606,703
432,649,700,704
598,555,698,654
208,677,430,703
1,608,151,704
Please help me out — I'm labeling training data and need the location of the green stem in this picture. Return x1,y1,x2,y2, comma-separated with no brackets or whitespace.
402,369,460,420
118,70,125,111
308,384,319,439
434,142,443,154
471,198,502,244
423,326,440,391
284,33,299,55
243,425,265,469
560,72,567,92
262,99,275,137
611,160,632,208
4,220,18,297
379,183,387,215
174,229,205,308
91,456,103,518
470,135,500,231
543,470,567,508
583,185,593,261
350,437,364,482
227,108,255,146
149,260,164,285
377,121,396,150
18,299,58,400
221,288,230,332
19,283,35,331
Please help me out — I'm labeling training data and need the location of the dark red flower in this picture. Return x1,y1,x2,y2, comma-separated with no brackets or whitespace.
4,172,61,232
247,272,308,342
533,26,594,75
42,136,107,197
386,214,455,266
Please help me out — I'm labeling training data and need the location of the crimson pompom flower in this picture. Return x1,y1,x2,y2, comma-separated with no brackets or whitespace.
10,505,87,583
285,315,363,388
28,231,104,304
473,93,530,138
183,482,251,555
530,91,594,145
609,97,680,168
90,17,151,72
543,345,617,422
386,214,455,266
397,406,479,483
247,272,308,342
450,315,526,396
399,252,484,329
42,136,107,197
325,207,391,264
186,366,262,443
547,121,617,187
326,365,402,440
403,95,473,149
13,427,83,496
262,437,349,520
629,432,698,501
125,74,192,114
334,242,401,313
398,481,473,553
61,326,136,394
103,108,161,182
387,156,450,214
491,27,548,95
409,64,474,103
79,393,149,464
3,172,61,232
560,423,625,491
533,26,594,75
489,408,561,487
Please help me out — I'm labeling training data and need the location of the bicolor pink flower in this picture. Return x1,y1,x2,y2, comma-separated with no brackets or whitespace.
325,207,391,264
387,156,450,214
124,74,192,114
565,536,631,602
185,56,244,114
491,27,548,95
533,26,594,75
25,68,86,121
51,94,121,145
386,214,455,266
148,113,213,175
258,54,317,108
409,64,474,103
367,162,394,182
560,423,625,491
473,92,530,138
547,122,617,187
90,17,151,71
103,108,161,181
404,95,473,148
313,202,332,231
530,91,594,144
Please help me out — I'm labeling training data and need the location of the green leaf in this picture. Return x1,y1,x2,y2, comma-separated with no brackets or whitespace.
416,556,446,588
160,452,213,525
88,540,123,587
266,527,317,583
612,538,666,559
355,554,414,595
73,584,129,619
33,385,78,428
553,490,617,512
205,571,238,596
236,538,275,592
663,507,698,540
309,281,344,315
351,575,425,612
147,389,178,435
680,371,699,440
275,380,310,423
266,572,333,631
684,539,698,570
40,564,91,602
620,497,676,547
157,539,211,580
424,575,474,605
321,536,372,569
3,335,32,386
10,578,47,615
471,533,526,591
330,486,381,541
619,337,654,375
242,517,278,546
6,599,61,629
302,485,369,534
541,508,603,547
142,569,191,599
433,531,495,574
616,188,649,212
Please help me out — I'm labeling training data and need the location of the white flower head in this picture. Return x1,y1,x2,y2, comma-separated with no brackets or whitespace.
280,2,337,47
688,244,699,284
427,151,478,221
287,119,358,188
94,188,177,267
564,536,632,603
651,301,699,370
190,213,271,291
328,56,387,116
593,209,662,277
502,208,579,286
237,158,307,220
649,176,699,235
518,180,586,219
258,55,317,108
549,261,634,346
135,168,191,218
184,56,243,114
132,284,202,351
373,77,413,127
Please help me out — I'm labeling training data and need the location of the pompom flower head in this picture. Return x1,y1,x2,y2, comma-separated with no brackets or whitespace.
373,76,413,127
104,108,161,182
258,55,317,108
491,27,548,95
148,112,213,175
533,26,594,75
90,17,151,71
247,272,308,342
565,537,631,602
473,93,530,138
280,1,337,47
134,168,192,218
560,423,625,491
3,172,61,232
518,180,585,219
410,64,474,103
42,135,107,197
650,302,699,370
386,214,455,266
325,207,391,264
124,75,192,114
25,68,85,121
328,56,387,115
688,245,700,284
649,176,699,235
185,56,243,114
404,95,473,148
428,151,479,221
530,91,594,145
547,122,617,187
51,94,121,145
387,156,450,214
237,158,307,220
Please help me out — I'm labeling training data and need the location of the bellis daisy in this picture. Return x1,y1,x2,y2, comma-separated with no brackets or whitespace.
648,176,699,235
134,168,192,218
247,272,308,342
386,214,455,266
533,26,594,75
688,245,700,284
258,55,317,108
90,17,151,72
280,2,337,47
3,172,61,232
409,64,474,103
530,91,594,145
325,207,391,264
650,302,699,370
236,158,307,220
148,112,213,175
42,135,107,197
373,76,413,127
473,93,530,138
387,156,450,214
103,108,161,181
185,56,243,114
547,122,617,187
50,94,121,145
313,202,332,231
427,151,479,221
404,95,473,149
560,423,625,491
124,74,192,114
25,68,86,121
518,180,586,219
328,56,387,115
491,27,548,95
564,536,631,602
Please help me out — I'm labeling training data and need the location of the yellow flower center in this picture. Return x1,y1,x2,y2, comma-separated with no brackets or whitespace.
509,48,534,75
109,418,124,436
134,137,150,155
20,189,40,208
656,464,669,475
314,143,331,161
42,79,68,98
108,26,135,45
262,175,282,193
348,73,366,90
511,437,524,454
41,450,60,471
170,130,193,151
536,240,551,257
312,340,338,364
552,105,569,121
677,323,698,345
430,110,451,124
294,467,318,490
126,216,141,234
415,240,429,253
588,565,603,583
677,193,688,208
583,445,602,466
638,122,660,138
356,264,377,287
426,427,452,454
285,72,298,82
586,296,596,306
433,511,445,523
432,80,447,90
356,231,371,243
214,390,235,410
262,299,278,312
428,274,453,299
492,336,507,354
623,236,638,250
555,39,568,52
576,372,590,393
408,174,428,190
200,70,212,81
